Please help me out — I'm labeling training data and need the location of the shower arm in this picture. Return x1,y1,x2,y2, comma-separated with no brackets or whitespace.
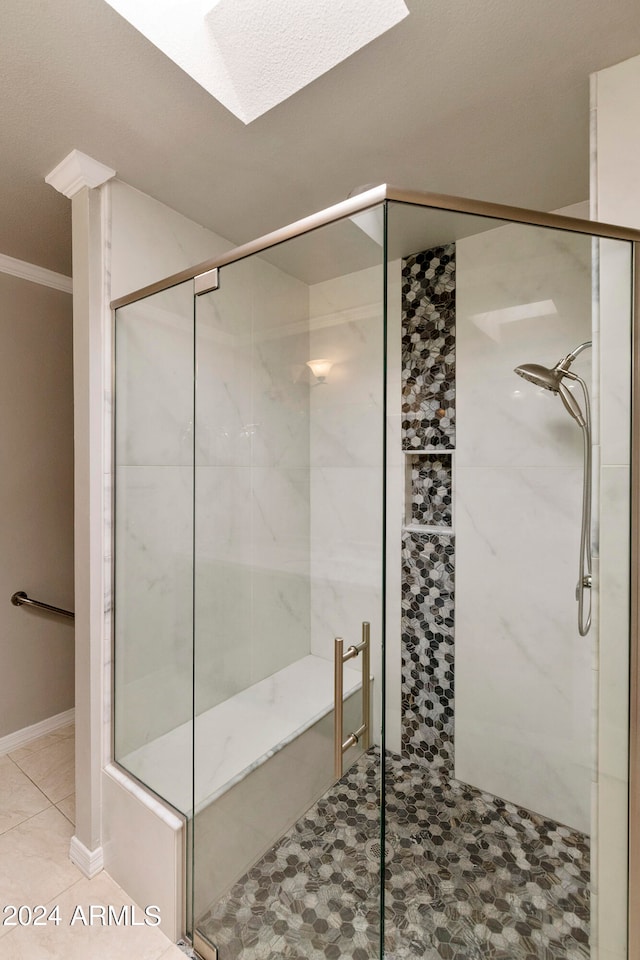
558,340,593,367
563,369,592,636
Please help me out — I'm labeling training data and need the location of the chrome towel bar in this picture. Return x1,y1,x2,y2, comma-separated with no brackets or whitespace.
11,591,74,621
334,621,370,780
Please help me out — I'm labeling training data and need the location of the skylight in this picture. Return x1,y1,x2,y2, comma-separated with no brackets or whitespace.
103,0,409,124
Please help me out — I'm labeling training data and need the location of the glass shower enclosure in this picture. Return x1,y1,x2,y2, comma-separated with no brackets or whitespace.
112,186,639,960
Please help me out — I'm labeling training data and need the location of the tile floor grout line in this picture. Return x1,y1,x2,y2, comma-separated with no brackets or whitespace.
5,757,63,806
0,755,54,823
0,740,186,960
7,728,75,766
41,874,87,904
0,801,56,838
54,804,75,827
8,747,74,806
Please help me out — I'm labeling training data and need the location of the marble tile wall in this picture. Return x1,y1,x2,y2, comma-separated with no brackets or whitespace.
109,180,236,789
112,184,313,761
400,245,456,771
308,264,385,744
109,180,232,304
114,284,196,760
455,221,594,833
194,255,311,716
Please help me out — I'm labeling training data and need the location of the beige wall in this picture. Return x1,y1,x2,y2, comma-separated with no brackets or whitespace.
0,271,74,738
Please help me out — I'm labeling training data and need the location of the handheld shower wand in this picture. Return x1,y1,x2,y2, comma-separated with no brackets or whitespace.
514,341,592,636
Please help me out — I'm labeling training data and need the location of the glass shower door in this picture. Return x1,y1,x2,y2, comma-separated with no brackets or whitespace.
383,200,633,960
111,189,636,960
191,210,387,959
113,279,195,810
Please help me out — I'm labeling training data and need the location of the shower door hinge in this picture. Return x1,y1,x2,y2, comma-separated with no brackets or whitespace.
194,267,219,296
193,931,219,960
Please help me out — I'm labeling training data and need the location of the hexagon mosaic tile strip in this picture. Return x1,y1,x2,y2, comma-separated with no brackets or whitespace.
401,244,456,776
401,532,454,770
401,244,456,451
196,749,589,960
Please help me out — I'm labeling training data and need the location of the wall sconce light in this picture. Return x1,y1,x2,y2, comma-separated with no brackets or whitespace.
306,359,333,384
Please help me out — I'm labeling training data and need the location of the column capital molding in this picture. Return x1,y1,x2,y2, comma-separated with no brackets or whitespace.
45,150,116,199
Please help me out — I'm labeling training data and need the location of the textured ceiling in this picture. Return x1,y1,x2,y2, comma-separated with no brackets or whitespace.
2,0,640,277
102,0,409,123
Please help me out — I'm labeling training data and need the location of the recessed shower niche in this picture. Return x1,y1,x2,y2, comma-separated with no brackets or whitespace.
112,186,637,960
404,453,453,529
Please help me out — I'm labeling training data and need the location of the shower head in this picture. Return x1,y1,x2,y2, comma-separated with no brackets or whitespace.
515,341,592,391
514,362,563,393
514,341,592,429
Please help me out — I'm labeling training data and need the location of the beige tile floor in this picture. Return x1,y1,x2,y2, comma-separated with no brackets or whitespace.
0,724,185,959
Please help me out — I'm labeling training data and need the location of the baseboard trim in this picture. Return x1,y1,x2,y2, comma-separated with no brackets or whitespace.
0,707,75,757
69,835,104,878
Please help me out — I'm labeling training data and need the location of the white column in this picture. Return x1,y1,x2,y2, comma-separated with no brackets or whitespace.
45,151,115,876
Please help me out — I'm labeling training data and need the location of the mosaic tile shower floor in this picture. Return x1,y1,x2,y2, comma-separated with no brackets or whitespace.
196,750,589,960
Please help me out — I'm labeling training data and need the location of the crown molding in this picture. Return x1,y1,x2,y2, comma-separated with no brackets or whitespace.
45,149,116,199
0,252,72,293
